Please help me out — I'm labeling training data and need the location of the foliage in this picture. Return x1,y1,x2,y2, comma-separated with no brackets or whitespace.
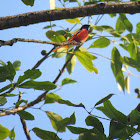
0,0,140,140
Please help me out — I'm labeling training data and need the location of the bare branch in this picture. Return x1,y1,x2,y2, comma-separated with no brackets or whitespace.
20,118,31,140
0,2,140,30
0,38,83,47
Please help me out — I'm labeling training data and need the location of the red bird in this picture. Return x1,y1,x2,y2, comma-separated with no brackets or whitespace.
53,24,90,52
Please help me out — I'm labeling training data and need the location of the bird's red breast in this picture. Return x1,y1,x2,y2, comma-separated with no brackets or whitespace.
53,25,90,52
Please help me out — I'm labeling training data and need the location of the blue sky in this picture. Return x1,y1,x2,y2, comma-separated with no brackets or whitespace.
0,0,140,139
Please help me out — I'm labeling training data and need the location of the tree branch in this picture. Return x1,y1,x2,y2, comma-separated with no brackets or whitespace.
20,118,31,140
0,1,140,30
0,38,82,47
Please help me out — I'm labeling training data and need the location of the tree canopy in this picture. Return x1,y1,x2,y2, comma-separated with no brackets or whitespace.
0,0,140,140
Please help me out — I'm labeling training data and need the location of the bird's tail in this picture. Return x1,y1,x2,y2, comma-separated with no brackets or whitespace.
53,45,68,52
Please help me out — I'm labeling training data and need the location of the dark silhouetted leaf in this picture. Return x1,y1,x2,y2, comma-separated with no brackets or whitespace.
116,16,125,34
32,127,61,140
0,96,7,106
13,61,21,71
109,121,136,139
45,93,61,104
111,47,125,91
19,80,56,91
15,99,28,107
85,116,104,134
17,69,42,84
21,0,34,6
119,14,133,32
94,94,114,107
67,126,91,134
43,24,56,29
123,56,140,69
96,100,127,124
0,83,12,93
58,99,85,108
0,61,16,82
17,110,34,120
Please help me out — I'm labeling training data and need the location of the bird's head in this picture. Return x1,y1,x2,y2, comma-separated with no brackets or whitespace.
80,24,90,30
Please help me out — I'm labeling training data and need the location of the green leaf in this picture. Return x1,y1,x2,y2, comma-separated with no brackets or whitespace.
9,128,15,140
101,25,120,37
0,60,6,66
0,83,12,93
116,16,125,34
136,22,140,34
79,132,104,140
46,111,75,132
122,56,140,69
32,127,61,140
0,61,16,82
15,99,28,107
94,94,114,107
67,126,91,134
46,111,64,132
89,37,110,48
85,116,104,134
21,0,34,6
52,47,67,58
45,93,62,104
56,113,76,130
19,80,56,91
111,47,125,91
109,13,116,17
57,99,85,108
125,33,140,45
96,100,127,124
0,96,7,106
43,24,56,29
46,30,66,43
0,124,10,140
119,14,133,32
66,49,76,74
17,110,34,120
128,109,140,126
79,47,97,60
62,78,77,85
17,69,42,84
74,51,98,73
65,18,81,24
69,0,77,2
13,61,21,71
109,121,136,139
127,42,140,67
0,93,17,97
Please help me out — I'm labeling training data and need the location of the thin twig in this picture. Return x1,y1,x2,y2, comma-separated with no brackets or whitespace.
20,118,31,140
31,46,55,70
53,46,80,84
0,38,82,47
16,89,31,140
